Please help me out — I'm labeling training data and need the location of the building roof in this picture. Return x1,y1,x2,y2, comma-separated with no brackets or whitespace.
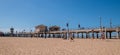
35,24,47,28
49,25,60,31
49,25,60,29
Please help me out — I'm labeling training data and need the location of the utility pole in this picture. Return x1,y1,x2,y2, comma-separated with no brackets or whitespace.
110,18,112,28
99,16,102,39
100,16,102,28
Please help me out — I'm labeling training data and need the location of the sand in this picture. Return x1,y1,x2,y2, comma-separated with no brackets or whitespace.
0,37,120,55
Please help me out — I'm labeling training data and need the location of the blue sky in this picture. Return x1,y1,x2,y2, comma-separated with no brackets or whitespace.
0,0,120,32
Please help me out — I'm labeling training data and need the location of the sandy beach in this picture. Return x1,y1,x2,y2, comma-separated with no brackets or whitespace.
0,37,120,55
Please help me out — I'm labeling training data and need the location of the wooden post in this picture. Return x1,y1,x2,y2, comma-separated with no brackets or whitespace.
86,32,88,38
92,33,94,39
96,32,99,39
77,33,79,38
116,28,119,39
82,33,84,38
45,33,46,38
92,30,94,39
118,32,120,39
106,32,108,39
109,32,112,39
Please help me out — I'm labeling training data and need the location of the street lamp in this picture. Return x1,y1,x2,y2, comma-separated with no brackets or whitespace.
110,18,112,28
66,22,69,40
78,24,80,29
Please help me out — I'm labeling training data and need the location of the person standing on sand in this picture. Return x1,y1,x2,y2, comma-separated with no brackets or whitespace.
70,33,74,42
101,32,105,39
70,36,74,42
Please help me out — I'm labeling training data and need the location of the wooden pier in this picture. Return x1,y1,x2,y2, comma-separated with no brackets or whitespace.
33,28,120,39
2,25,120,39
